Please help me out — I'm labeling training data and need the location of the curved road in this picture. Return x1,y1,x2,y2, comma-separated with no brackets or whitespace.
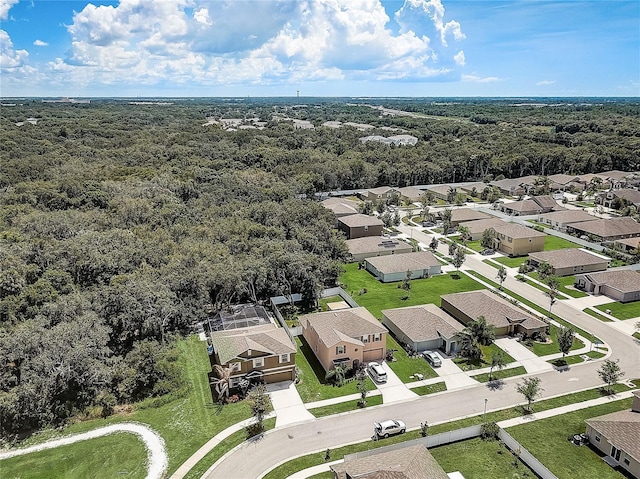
206,224,640,479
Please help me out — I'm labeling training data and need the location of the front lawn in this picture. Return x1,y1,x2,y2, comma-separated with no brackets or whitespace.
386,334,439,382
548,350,605,367
527,272,588,299
595,300,640,320
508,398,633,479
583,308,613,322
490,256,527,268
308,395,384,418
410,381,447,396
340,263,483,319
295,336,376,403
453,343,515,371
470,365,527,383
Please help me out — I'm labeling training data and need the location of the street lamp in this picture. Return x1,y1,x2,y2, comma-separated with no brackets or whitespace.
483,398,488,423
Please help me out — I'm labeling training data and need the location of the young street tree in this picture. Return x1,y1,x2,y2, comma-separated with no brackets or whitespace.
246,384,271,438
458,225,471,246
429,237,439,252
597,359,625,394
556,326,575,358
452,246,466,276
516,376,543,413
496,266,507,290
545,276,560,318
489,350,506,382
356,368,369,408
401,270,412,291
441,208,453,235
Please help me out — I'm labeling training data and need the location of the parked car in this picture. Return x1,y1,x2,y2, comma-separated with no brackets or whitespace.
423,351,442,367
367,362,387,383
480,248,495,255
374,420,406,439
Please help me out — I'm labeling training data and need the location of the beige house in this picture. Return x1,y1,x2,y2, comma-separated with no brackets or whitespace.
614,237,640,253
458,218,505,240
346,236,413,263
566,217,640,242
449,207,491,226
537,210,598,231
597,188,640,209
331,444,449,479
501,195,561,216
382,304,463,355
337,214,384,239
321,197,360,218
424,184,451,201
490,223,546,256
528,249,609,277
585,391,640,478
365,251,441,283
299,307,388,372
398,186,424,203
209,323,296,395
441,290,547,337
575,270,640,303
364,186,399,202
489,175,538,196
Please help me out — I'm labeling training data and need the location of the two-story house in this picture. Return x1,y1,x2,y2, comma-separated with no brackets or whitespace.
490,223,546,256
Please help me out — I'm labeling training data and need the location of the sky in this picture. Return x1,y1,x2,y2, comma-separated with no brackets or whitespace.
1,0,638,97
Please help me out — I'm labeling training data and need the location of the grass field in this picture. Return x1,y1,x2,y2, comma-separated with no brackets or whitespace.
508,399,633,479
543,235,583,251
385,336,439,382
469,365,527,383
583,308,613,322
595,300,640,320
340,263,483,319
490,256,527,268
309,395,384,418
410,381,447,396
527,272,588,299
453,343,516,371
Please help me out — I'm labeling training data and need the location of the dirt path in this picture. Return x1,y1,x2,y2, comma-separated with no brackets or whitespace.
0,422,167,479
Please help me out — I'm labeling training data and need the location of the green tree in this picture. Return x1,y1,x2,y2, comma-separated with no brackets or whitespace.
556,326,575,358
325,363,348,387
441,208,453,235
459,330,481,359
211,365,232,403
401,270,412,291
516,376,543,413
465,316,496,346
481,228,495,250
429,237,439,251
452,246,466,274
489,350,506,381
458,225,471,246
597,359,625,394
537,261,553,281
246,384,271,438
545,275,560,318
496,266,507,290
356,368,369,408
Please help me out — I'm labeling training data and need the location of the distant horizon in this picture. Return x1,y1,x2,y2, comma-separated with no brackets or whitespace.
2,95,639,100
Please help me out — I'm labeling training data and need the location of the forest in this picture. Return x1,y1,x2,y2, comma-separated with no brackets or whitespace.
0,97,639,438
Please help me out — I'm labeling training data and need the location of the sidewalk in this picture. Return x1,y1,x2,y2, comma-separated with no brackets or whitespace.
375,361,419,402
495,337,554,374
267,381,315,427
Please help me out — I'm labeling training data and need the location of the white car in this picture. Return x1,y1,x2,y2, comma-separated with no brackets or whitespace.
367,362,387,383
423,351,442,367
374,419,406,439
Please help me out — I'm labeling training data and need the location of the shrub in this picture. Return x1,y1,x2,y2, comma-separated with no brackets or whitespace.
481,421,500,441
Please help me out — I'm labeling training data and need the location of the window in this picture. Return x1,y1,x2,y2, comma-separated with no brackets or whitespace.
624,458,630,466
230,362,241,372
253,357,264,368
229,377,241,388
595,434,600,442
361,335,369,343
336,345,346,355
279,353,290,363
373,333,381,342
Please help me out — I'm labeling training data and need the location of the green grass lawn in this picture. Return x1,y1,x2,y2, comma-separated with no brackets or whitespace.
454,343,516,371
0,433,148,479
318,295,345,311
595,300,640,320
548,350,605,367
340,263,483,319
583,308,613,322
295,336,376,403
410,381,447,396
470,365,527,383
1,336,255,476
633,332,640,340
451,237,483,252
527,272,588,299
490,256,527,268
544,235,583,251
308,395,384,418
508,398,633,479
386,335,439,382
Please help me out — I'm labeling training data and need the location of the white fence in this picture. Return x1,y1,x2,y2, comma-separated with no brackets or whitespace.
498,429,558,479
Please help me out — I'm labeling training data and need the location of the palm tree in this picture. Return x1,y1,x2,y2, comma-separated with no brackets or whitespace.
458,226,471,246
489,351,506,381
466,316,496,346
459,330,481,359
537,261,553,281
211,365,232,403
325,363,348,387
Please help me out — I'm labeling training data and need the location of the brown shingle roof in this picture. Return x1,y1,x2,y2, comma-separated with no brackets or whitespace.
450,208,490,223
458,218,505,235
331,444,449,479
382,304,463,343
365,251,440,275
538,210,598,225
491,223,547,239
398,186,424,201
528,249,609,270
569,217,640,239
532,195,560,210
503,199,540,212
338,213,384,228
608,188,640,205
441,290,546,330
548,174,579,185
586,409,640,462
322,197,360,215
615,237,640,249
581,270,640,293
211,324,296,364
298,307,387,348
347,237,413,256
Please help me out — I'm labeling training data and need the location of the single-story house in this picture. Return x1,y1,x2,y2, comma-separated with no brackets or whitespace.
209,323,296,396
528,249,609,277
490,223,546,256
585,391,640,478
501,195,561,216
566,217,640,243
424,184,452,201
489,175,538,196
575,270,640,303
459,182,488,197
363,186,400,202
441,290,547,337
458,218,505,240
331,444,449,479
398,185,424,203
597,188,640,209
337,213,384,239
298,307,388,372
321,197,360,218
579,170,636,190
448,207,491,226
548,174,580,191
382,304,464,355
365,251,441,283
346,236,413,263
537,210,598,231
614,237,640,253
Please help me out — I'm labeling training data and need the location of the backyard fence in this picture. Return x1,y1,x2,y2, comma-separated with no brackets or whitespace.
498,429,558,479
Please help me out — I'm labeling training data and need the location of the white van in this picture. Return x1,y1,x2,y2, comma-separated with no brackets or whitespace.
367,362,387,383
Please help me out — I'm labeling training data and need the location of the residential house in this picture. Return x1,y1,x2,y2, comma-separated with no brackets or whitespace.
382,304,464,355
398,185,424,204
441,290,547,337
337,213,384,239
424,184,452,201
528,249,609,277
566,217,640,243
448,207,491,226
331,444,449,479
501,195,561,216
209,323,296,395
346,236,413,263
365,251,441,283
597,188,640,209
298,307,388,372
321,197,360,219
575,270,640,303
585,390,640,478
458,218,505,240
547,174,581,191
489,175,538,196
363,186,400,202
537,210,598,231
459,182,488,197
490,223,546,256
578,171,636,190
614,237,640,254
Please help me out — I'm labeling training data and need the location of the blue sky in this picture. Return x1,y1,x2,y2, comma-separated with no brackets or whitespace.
1,0,638,97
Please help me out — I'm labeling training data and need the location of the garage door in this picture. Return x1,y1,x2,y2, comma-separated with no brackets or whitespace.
363,348,384,362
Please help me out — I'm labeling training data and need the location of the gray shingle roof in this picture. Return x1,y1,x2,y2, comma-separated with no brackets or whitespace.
569,217,640,238
210,324,296,364
532,195,559,210
491,223,547,239
382,304,463,343
528,249,609,270
450,208,490,223
538,210,598,224
365,251,440,275
338,213,384,228
458,218,505,234
298,307,387,348
581,270,640,293
608,188,640,205
322,197,360,215
347,236,413,256
586,408,640,463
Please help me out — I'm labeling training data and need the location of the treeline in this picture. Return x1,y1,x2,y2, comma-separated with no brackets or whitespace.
1,98,638,437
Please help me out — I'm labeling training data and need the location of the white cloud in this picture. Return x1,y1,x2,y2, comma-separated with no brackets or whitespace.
536,79,555,86
454,50,465,66
33,39,49,47
462,74,501,83
395,0,465,47
0,0,18,21
193,8,211,26
0,29,28,69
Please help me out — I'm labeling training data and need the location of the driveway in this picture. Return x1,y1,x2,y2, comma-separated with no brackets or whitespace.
495,337,555,374
266,381,315,427
373,362,418,403
430,352,479,389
